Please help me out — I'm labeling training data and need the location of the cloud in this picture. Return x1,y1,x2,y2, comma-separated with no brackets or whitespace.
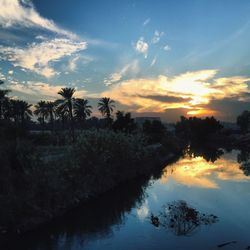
104,60,139,86
136,200,149,221
102,69,250,114
151,30,164,44
8,70,13,75
163,45,171,51
139,95,192,103
35,35,47,40
150,56,157,67
8,80,87,101
143,18,151,26
0,0,77,39
0,71,6,80
134,37,148,58
0,38,87,77
68,55,80,72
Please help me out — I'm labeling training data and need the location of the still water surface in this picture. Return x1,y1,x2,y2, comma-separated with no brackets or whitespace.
8,148,250,250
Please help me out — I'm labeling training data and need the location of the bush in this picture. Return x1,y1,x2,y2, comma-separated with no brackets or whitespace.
71,130,151,192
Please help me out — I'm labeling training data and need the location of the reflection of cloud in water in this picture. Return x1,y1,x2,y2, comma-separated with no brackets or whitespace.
136,200,149,220
161,156,250,189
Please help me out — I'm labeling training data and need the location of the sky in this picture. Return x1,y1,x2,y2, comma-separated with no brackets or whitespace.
0,0,250,122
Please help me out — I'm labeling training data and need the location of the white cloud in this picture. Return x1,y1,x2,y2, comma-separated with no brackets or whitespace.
134,37,148,58
35,35,47,40
8,70,13,75
104,60,139,86
136,200,149,220
163,45,171,51
151,30,164,44
0,71,5,80
143,18,151,26
0,38,87,77
67,54,93,72
0,0,77,39
150,56,157,67
8,80,88,101
68,55,80,72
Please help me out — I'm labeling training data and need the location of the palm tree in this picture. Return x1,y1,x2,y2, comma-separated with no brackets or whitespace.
56,88,76,139
34,101,47,128
10,100,32,125
0,80,10,120
74,98,92,124
45,101,55,132
98,97,115,119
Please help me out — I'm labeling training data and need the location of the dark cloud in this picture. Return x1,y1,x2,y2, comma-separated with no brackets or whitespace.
132,109,189,123
202,97,250,122
138,95,192,103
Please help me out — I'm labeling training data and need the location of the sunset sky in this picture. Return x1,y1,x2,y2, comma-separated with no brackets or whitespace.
0,0,250,121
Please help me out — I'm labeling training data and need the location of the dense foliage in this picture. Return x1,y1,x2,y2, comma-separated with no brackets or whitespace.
237,110,250,134
0,130,154,232
175,116,223,140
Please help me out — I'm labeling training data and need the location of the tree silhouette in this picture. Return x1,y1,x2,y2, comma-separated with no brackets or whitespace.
9,99,32,125
98,97,115,118
237,110,250,134
56,88,76,139
237,149,250,176
98,97,115,127
175,116,223,140
112,111,136,133
150,200,218,236
34,101,47,128
0,80,10,120
143,120,166,143
45,101,56,132
74,98,92,127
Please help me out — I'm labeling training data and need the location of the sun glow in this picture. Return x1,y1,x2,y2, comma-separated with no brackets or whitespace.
102,70,250,117
160,156,250,189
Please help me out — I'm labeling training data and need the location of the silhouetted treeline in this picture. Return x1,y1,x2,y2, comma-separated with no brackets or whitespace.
175,116,223,141
237,110,250,134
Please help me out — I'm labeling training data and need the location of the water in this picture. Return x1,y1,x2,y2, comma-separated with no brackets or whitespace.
4,147,250,250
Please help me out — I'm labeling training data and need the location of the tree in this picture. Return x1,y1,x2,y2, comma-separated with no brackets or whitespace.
112,111,136,133
74,98,92,126
34,101,47,128
237,149,250,176
175,116,223,140
237,110,250,134
9,100,32,125
98,97,115,119
0,80,11,120
143,120,166,143
45,101,56,132
56,88,76,139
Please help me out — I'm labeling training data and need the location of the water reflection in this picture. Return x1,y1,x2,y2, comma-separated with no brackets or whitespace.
237,150,250,176
2,177,150,250
2,147,250,250
151,200,218,236
185,144,224,163
161,149,250,188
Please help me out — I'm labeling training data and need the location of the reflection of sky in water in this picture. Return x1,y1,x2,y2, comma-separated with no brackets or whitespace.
10,150,250,250
160,153,250,189
131,150,250,249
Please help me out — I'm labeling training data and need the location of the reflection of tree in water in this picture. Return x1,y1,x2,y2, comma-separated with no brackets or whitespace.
237,149,250,176
3,177,151,250
151,200,218,236
185,144,224,163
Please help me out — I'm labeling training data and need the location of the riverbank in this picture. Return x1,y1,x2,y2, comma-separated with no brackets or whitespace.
0,129,183,239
